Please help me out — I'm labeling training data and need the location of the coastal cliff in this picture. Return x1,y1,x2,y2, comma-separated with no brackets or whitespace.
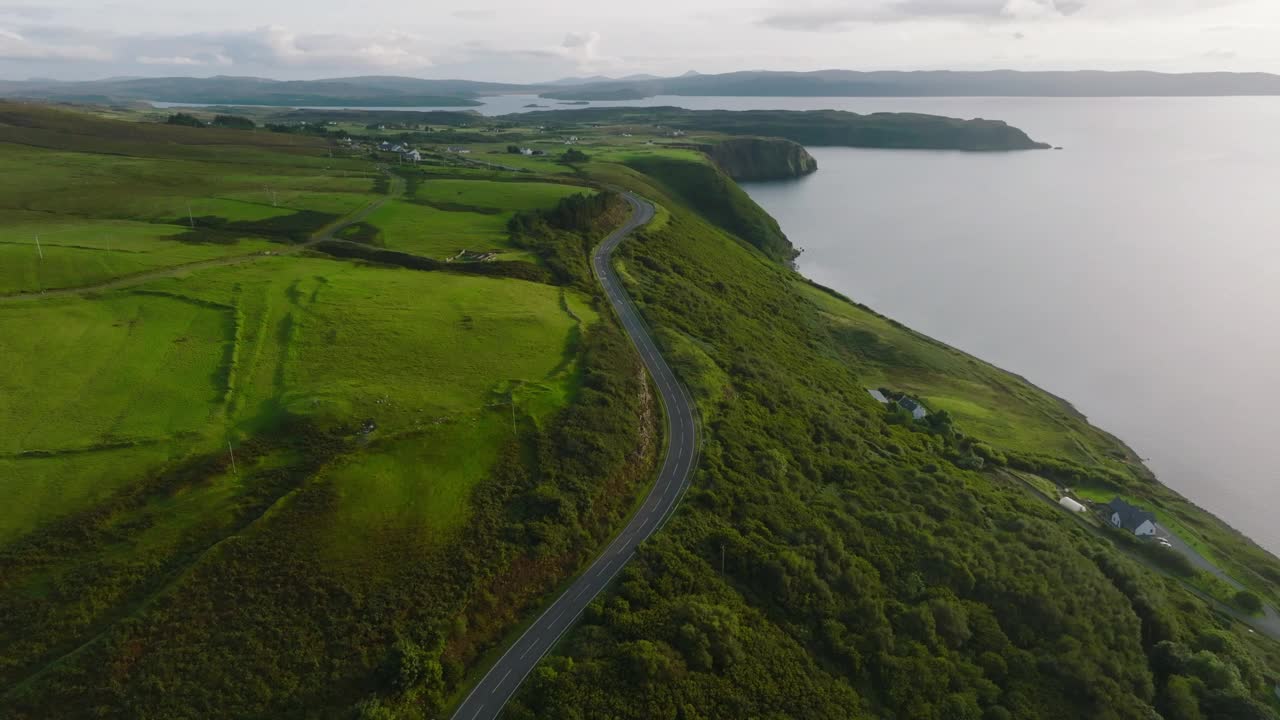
699,137,818,181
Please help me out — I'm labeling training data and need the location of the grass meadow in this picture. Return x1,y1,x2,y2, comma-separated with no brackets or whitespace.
0,104,606,547
797,280,1127,467
0,136,377,294
0,256,597,540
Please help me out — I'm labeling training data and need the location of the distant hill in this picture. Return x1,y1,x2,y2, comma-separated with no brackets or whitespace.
545,73,663,87
512,106,1050,151
0,75,527,107
539,69,1280,100
8,69,1280,108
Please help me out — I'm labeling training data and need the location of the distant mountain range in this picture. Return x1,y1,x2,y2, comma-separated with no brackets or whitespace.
0,75,525,107
4,69,1280,107
537,69,1280,100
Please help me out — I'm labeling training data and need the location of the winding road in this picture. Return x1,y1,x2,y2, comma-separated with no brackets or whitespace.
450,192,700,720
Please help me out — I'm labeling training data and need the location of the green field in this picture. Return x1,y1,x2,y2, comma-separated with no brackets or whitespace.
355,178,594,262
412,178,587,211
358,199,515,258
0,259,595,543
0,123,378,295
797,280,1122,466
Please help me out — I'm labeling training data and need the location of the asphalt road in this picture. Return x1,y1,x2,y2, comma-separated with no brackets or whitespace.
450,192,699,720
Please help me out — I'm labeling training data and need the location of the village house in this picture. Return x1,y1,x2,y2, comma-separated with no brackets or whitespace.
866,388,928,420
897,397,928,420
1107,497,1157,536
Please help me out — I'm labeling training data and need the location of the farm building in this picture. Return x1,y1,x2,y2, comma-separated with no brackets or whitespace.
866,389,928,420
897,397,928,420
1107,497,1157,536
1059,497,1087,513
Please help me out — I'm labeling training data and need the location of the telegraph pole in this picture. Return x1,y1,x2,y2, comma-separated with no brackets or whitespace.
228,441,238,476
34,233,42,259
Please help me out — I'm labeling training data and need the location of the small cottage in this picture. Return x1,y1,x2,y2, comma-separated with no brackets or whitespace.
1107,498,1157,536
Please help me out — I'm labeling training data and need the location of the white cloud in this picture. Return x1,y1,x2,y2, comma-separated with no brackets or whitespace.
136,55,204,65
760,0,1086,30
0,25,109,60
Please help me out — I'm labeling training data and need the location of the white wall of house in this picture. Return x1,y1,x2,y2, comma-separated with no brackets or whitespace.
1135,520,1156,536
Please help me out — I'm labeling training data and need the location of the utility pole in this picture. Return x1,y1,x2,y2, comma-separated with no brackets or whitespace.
228,441,238,476
34,233,42,259
187,203,195,228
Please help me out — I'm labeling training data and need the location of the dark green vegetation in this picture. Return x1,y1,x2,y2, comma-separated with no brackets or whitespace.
623,155,795,262
698,137,817,180
503,154,1280,719
1,101,1278,720
518,106,1051,150
537,68,1280,99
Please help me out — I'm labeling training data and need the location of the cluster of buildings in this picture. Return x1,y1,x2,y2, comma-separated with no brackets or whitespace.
377,141,422,162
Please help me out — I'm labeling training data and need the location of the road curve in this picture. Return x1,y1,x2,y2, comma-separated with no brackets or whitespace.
450,192,699,720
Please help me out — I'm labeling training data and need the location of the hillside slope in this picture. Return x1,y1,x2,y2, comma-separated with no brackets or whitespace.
502,154,1280,720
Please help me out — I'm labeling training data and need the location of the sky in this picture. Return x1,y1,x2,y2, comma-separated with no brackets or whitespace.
1,0,1277,82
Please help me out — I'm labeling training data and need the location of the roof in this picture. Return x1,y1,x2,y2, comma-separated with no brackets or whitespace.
867,389,889,403
897,397,921,412
1059,497,1086,512
1107,497,1156,530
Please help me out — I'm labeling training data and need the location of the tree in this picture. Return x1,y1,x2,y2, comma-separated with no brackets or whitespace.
1232,590,1262,614
1158,676,1203,720
561,148,589,163
212,114,255,130
166,112,205,127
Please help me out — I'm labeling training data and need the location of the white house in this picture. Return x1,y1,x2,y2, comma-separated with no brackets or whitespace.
1107,498,1157,536
402,149,421,162
1059,497,1087,513
866,389,927,420
897,397,928,420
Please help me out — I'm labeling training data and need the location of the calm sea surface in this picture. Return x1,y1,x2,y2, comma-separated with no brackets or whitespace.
165,93,1280,554
731,96,1280,556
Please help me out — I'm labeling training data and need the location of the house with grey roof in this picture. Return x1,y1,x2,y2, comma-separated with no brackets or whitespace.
867,388,928,419
1107,497,1157,536
897,397,928,420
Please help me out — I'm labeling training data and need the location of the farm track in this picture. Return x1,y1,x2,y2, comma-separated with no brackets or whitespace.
0,173,402,304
